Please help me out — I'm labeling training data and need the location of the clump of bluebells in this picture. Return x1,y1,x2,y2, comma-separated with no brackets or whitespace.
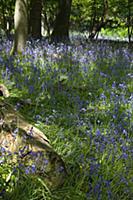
0,36,133,199
0,145,37,197
0,146,20,196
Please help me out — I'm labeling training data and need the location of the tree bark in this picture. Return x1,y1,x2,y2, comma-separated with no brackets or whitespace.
89,0,109,40
11,0,28,55
1,0,7,33
29,0,42,39
127,0,133,43
51,0,72,43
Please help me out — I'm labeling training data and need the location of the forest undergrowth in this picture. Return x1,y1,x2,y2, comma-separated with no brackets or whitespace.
0,37,133,200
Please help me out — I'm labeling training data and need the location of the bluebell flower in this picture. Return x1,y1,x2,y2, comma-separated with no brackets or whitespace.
0,156,4,164
100,93,106,99
0,147,6,155
31,164,36,173
119,83,126,89
122,153,128,159
122,129,128,136
96,129,101,136
43,158,49,165
25,167,30,174
100,72,107,77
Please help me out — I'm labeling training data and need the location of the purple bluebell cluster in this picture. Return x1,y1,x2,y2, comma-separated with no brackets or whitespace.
0,36,133,199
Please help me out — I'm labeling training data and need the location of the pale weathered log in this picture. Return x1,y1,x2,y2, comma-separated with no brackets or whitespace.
0,84,10,97
0,85,67,187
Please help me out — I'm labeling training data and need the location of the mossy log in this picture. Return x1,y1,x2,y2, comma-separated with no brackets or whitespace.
0,85,67,187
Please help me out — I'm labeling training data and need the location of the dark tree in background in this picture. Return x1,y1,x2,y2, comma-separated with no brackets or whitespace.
127,0,133,43
29,0,42,39
89,0,109,40
0,0,15,37
1,0,7,33
51,0,72,42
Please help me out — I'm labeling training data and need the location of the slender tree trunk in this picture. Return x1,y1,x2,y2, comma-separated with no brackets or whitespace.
89,0,97,39
51,0,72,43
1,0,6,31
89,0,109,40
11,0,28,55
127,0,132,43
29,0,42,39
44,12,50,37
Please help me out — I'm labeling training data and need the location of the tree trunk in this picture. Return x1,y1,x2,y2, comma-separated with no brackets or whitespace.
89,0,109,40
51,0,72,43
1,0,7,33
11,0,28,55
89,0,97,39
44,12,51,37
29,0,42,39
127,0,132,44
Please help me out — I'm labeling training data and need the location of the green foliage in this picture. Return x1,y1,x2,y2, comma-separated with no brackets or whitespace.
0,0,132,40
101,27,128,39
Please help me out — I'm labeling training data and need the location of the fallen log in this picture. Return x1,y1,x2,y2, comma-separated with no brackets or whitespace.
0,84,67,188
